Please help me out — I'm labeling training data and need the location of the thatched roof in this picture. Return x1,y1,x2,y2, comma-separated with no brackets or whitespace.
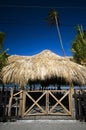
2,50,86,87
7,55,30,63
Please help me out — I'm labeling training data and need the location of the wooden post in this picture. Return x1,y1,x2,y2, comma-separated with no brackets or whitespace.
69,84,74,118
46,91,49,114
22,90,26,117
19,90,23,117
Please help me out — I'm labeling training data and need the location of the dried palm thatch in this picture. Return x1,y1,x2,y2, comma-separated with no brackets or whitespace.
2,50,86,87
7,55,30,63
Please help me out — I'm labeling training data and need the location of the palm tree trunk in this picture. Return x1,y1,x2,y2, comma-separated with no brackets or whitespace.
55,15,66,56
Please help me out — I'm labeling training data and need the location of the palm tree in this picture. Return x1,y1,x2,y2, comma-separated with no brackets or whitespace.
0,32,5,50
0,32,7,71
71,25,86,65
0,32,9,87
47,9,66,56
0,32,9,121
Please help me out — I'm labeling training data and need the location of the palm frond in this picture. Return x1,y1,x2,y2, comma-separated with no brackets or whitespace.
46,9,60,26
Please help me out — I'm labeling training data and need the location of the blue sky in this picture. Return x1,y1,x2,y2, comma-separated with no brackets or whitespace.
0,0,86,56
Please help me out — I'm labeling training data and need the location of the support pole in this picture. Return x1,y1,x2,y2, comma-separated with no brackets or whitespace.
19,90,23,117
69,84,74,118
46,91,49,114
22,90,26,117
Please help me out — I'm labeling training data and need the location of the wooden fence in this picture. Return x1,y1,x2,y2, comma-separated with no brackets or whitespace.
6,89,74,117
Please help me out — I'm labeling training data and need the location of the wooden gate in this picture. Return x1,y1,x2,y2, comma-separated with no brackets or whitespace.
22,90,72,117
7,90,73,117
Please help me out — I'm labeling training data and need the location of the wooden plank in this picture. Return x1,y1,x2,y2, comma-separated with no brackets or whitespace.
25,91,46,113
24,91,46,116
58,100,71,115
46,91,49,114
49,91,71,115
69,85,74,117
26,113,46,116
27,90,67,93
68,90,72,115
49,91,69,112
49,112,69,115
13,90,22,96
22,91,26,117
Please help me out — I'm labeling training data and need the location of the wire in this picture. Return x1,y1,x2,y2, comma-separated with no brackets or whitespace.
0,5,86,27
0,22,86,27
0,5,86,9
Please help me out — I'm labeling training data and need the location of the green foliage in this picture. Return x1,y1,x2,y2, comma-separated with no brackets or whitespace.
0,32,5,50
46,9,66,56
46,9,60,26
71,25,86,64
0,32,8,71
0,52,8,71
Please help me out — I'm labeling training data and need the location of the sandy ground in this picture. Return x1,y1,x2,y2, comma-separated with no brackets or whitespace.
0,120,86,130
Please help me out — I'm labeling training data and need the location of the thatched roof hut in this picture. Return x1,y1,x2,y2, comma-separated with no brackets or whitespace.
1,50,86,87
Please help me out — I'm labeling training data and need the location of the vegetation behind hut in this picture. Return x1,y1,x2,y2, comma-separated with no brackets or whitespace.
71,25,86,66
0,32,9,81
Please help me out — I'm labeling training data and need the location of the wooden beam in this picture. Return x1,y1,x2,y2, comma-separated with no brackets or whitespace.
19,90,23,117
22,91,26,117
46,91,49,114
49,91,71,115
69,84,74,117
24,91,46,116
13,90,22,96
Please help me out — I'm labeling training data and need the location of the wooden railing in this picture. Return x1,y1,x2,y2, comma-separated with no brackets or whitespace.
7,89,74,117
